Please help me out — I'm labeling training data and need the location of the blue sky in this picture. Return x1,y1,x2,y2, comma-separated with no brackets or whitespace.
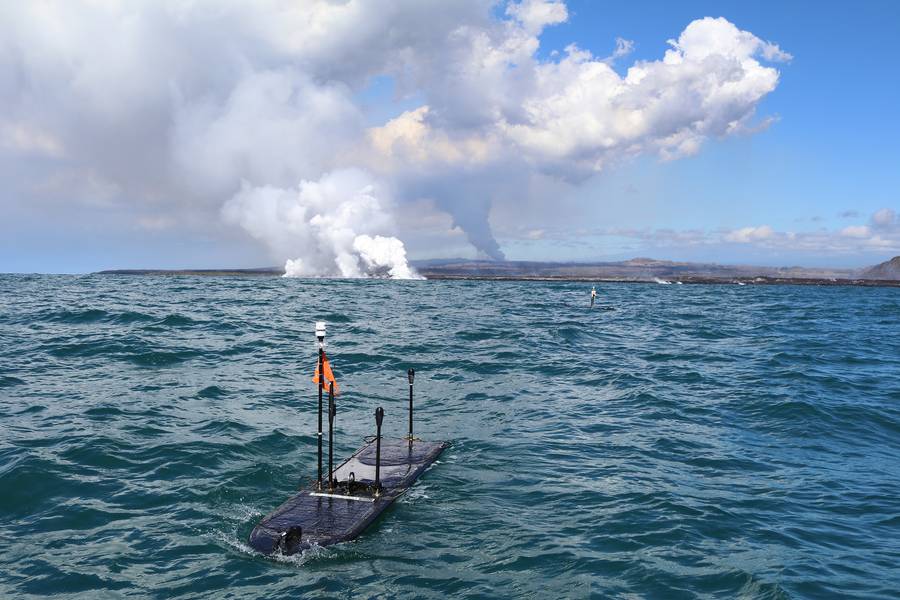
500,0,900,266
2,1,899,273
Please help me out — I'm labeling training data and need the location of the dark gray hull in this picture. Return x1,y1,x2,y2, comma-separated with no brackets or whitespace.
249,438,447,555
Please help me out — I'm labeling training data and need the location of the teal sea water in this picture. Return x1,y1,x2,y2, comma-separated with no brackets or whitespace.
1,274,898,599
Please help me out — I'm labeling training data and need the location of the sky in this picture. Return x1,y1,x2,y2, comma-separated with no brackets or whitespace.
1,0,899,275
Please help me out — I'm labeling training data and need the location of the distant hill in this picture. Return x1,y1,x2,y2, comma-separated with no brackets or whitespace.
410,258,859,281
861,256,900,280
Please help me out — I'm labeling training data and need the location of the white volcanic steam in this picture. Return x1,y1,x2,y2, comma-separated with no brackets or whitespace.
223,170,419,278
0,2,790,272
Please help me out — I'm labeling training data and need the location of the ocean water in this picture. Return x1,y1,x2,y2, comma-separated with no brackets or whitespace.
1,274,898,599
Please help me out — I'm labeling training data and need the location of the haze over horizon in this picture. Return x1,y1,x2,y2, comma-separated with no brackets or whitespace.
2,1,899,275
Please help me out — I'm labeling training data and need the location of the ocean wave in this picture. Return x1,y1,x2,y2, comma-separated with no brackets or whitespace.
1,275,898,598
0,375,26,388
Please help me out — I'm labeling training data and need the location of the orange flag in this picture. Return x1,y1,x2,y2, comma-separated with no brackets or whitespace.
312,352,339,395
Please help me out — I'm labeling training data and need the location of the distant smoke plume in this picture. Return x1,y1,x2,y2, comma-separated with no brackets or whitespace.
223,169,420,278
1,2,789,268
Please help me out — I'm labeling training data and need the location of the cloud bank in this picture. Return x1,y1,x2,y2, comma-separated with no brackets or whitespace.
501,208,900,260
0,1,790,273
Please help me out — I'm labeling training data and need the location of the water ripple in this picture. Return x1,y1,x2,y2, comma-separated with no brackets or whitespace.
0,275,898,598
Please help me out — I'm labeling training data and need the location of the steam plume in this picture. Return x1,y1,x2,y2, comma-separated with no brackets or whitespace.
223,169,420,279
0,3,789,270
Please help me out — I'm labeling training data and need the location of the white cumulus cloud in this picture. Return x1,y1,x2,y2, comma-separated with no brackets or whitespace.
0,2,790,267
871,208,898,229
725,225,775,243
841,225,871,238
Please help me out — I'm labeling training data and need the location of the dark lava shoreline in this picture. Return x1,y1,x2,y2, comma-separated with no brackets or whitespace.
95,269,900,287
417,275,900,287
98,269,283,277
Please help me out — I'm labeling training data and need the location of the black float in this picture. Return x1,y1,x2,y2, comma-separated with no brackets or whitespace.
248,322,447,556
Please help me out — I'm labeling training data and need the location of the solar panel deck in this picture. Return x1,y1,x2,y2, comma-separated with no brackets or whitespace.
249,438,447,555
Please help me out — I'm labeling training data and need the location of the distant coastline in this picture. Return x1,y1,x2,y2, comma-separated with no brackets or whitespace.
95,256,900,287
412,275,900,287
97,268,283,277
